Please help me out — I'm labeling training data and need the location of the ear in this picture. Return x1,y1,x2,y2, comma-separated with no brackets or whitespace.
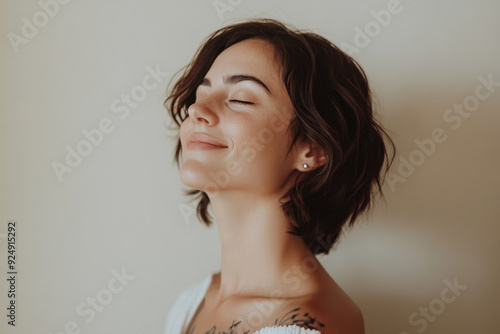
295,139,327,172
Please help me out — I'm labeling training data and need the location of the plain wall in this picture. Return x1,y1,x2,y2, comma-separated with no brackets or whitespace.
1,0,499,333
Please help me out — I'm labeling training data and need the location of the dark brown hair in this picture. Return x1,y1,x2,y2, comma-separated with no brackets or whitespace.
165,18,396,255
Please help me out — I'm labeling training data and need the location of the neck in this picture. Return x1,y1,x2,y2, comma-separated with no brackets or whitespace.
208,190,323,303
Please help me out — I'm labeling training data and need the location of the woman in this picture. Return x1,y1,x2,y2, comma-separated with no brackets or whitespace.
163,18,395,334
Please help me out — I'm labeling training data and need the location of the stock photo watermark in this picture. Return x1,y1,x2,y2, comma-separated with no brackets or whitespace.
398,276,467,334
387,73,499,192
51,64,170,183
7,0,75,54
213,0,245,22
340,0,419,56
178,201,198,225
47,267,135,334
5,221,17,326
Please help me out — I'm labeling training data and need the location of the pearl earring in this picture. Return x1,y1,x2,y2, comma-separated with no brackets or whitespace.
303,163,308,169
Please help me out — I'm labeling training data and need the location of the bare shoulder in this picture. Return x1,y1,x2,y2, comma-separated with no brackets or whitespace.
302,291,365,334
270,279,365,334
210,271,364,334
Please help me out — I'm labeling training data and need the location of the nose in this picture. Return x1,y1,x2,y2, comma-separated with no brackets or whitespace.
187,98,219,125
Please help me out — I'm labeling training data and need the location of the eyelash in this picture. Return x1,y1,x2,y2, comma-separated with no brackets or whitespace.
229,99,254,105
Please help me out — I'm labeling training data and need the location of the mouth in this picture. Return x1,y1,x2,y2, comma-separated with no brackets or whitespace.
186,133,228,150
186,141,228,150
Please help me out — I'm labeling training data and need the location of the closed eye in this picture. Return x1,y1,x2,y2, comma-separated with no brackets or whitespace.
229,100,254,105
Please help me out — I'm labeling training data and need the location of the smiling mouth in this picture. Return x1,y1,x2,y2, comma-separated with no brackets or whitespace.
186,142,228,150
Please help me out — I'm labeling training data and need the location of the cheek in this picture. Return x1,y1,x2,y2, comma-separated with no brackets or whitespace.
228,116,263,142
179,119,191,139
231,118,287,164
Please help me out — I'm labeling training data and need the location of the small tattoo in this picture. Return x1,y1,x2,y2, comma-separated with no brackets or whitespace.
201,319,250,334
195,307,324,333
274,307,325,330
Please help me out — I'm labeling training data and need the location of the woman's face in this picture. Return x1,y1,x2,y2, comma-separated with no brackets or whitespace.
179,38,301,197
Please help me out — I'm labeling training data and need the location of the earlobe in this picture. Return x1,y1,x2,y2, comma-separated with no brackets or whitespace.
298,141,327,171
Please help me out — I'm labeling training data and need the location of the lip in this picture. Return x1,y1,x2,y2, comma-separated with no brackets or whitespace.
186,133,228,150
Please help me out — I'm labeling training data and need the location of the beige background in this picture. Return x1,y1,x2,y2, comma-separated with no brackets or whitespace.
1,0,499,333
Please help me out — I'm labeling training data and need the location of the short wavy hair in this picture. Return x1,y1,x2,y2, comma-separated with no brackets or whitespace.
164,18,396,255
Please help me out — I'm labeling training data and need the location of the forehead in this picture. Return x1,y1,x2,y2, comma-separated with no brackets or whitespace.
205,38,282,88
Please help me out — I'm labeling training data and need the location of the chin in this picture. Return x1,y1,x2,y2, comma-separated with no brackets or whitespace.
179,164,213,191
179,166,202,189
180,165,230,199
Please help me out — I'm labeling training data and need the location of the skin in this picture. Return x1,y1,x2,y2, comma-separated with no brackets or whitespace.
178,38,364,334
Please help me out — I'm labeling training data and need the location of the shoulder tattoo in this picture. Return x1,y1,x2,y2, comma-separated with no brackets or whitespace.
193,307,325,333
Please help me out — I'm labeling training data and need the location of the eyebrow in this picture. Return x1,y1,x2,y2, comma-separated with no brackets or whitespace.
199,74,272,95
